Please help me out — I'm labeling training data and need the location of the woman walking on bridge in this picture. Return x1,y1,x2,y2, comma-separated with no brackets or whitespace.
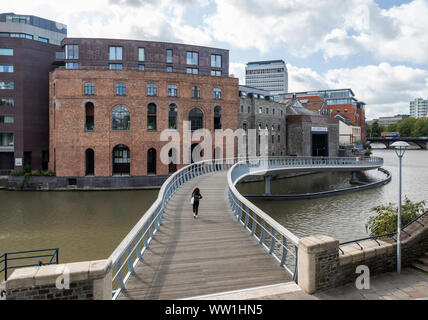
191,188,203,219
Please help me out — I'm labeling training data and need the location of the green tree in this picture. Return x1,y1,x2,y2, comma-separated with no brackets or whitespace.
369,122,384,137
366,197,426,236
396,117,417,137
386,123,397,132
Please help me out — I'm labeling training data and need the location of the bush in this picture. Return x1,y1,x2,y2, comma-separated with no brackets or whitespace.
366,197,426,236
10,170,24,176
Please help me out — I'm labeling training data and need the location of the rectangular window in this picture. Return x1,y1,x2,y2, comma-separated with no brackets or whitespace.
168,85,178,97
186,68,198,75
278,135,280,143
259,107,262,114
65,62,78,69
0,133,14,146
116,83,126,96
266,108,269,114
109,63,123,70
0,48,13,56
210,54,222,68
192,86,200,99
210,70,221,76
0,98,14,107
0,65,13,72
166,49,173,63
138,64,145,71
109,46,123,60
64,45,79,59
0,116,14,124
147,84,157,96
248,106,251,113
84,82,94,95
138,48,145,61
166,66,173,73
0,81,14,90
38,37,49,43
186,51,198,65
213,88,222,100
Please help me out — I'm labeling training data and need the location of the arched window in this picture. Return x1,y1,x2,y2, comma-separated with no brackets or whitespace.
147,148,156,174
214,106,222,130
169,104,178,129
85,102,94,131
85,148,94,176
240,105,244,113
147,103,157,130
112,106,130,130
168,148,177,173
189,108,203,131
112,144,130,175
242,123,247,132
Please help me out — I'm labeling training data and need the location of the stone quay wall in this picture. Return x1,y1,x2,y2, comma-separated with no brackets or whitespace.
297,214,428,294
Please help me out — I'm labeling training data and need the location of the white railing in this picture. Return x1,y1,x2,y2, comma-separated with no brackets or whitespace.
108,156,384,299
226,156,384,280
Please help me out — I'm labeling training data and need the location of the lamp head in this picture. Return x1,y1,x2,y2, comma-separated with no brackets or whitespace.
391,141,410,157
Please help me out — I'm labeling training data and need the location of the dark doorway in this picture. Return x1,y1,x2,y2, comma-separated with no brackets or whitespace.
312,133,329,157
113,144,130,175
189,108,203,131
168,149,177,174
42,151,49,171
0,152,14,173
85,149,95,176
24,151,32,170
147,148,157,175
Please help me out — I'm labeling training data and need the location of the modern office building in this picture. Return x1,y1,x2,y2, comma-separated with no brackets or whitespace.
0,13,66,173
409,98,428,119
50,40,237,178
245,60,288,95
377,114,410,126
278,89,366,141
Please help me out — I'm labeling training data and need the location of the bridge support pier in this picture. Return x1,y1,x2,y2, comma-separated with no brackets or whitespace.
350,171,359,184
264,175,272,196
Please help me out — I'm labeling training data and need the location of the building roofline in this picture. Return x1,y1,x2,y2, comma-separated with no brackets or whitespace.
280,88,356,97
62,37,229,52
247,60,285,65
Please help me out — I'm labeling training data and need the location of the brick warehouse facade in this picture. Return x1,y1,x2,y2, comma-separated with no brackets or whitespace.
49,69,239,177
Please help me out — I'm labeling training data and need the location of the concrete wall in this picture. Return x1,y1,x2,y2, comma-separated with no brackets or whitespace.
6,174,168,190
4,260,112,300
297,214,428,294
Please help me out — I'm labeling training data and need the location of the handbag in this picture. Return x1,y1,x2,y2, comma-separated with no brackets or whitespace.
190,196,194,205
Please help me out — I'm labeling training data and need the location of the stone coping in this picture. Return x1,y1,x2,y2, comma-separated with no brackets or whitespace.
5,260,111,291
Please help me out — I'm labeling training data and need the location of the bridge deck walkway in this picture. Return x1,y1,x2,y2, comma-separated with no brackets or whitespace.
118,171,291,300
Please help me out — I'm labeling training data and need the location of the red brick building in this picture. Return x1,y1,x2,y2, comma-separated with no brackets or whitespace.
49,69,238,177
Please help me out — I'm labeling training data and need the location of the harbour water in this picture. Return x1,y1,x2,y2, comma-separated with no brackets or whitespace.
0,148,426,263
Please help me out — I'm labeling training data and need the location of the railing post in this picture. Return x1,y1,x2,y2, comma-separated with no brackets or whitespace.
142,223,148,248
269,227,276,255
126,245,135,275
116,257,125,290
244,207,250,229
237,203,243,222
4,253,7,281
259,220,266,245
280,236,288,267
293,245,298,281
251,212,257,236
136,230,143,261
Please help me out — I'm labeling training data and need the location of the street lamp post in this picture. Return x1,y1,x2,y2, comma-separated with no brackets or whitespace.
390,141,410,273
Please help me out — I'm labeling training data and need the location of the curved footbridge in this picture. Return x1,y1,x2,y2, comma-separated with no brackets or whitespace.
109,157,384,300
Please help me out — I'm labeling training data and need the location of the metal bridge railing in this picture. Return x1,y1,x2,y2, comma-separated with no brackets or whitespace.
108,156,384,299
227,156,384,280
338,210,428,254
0,248,59,282
108,157,239,300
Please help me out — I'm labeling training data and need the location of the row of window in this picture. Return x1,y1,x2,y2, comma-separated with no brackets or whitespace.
246,68,286,75
64,44,223,68
0,81,14,90
0,65,14,73
0,48,14,56
0,33,49,43
241,123,281,145
0,98,14,107
83,102,222,132
83,82,222,99
330,108,350,113
0,132,14,147
0,115,14,124
239,104,284,117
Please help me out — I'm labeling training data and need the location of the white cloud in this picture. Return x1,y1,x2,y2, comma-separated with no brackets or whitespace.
229,62,246,84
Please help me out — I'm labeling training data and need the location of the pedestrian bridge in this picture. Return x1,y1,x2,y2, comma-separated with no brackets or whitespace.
108,156,384,300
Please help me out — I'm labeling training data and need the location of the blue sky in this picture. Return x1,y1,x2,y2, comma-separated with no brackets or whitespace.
2,0,428,119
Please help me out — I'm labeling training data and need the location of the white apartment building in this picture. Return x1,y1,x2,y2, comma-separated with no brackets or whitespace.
410,98,428,118
245,60,288,95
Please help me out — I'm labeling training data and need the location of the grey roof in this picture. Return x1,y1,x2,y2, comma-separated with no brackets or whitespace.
284,98,318,116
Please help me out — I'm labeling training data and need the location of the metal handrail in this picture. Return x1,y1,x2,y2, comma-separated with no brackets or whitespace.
0,248,59,281
108,156,384,298
338,210,428,254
